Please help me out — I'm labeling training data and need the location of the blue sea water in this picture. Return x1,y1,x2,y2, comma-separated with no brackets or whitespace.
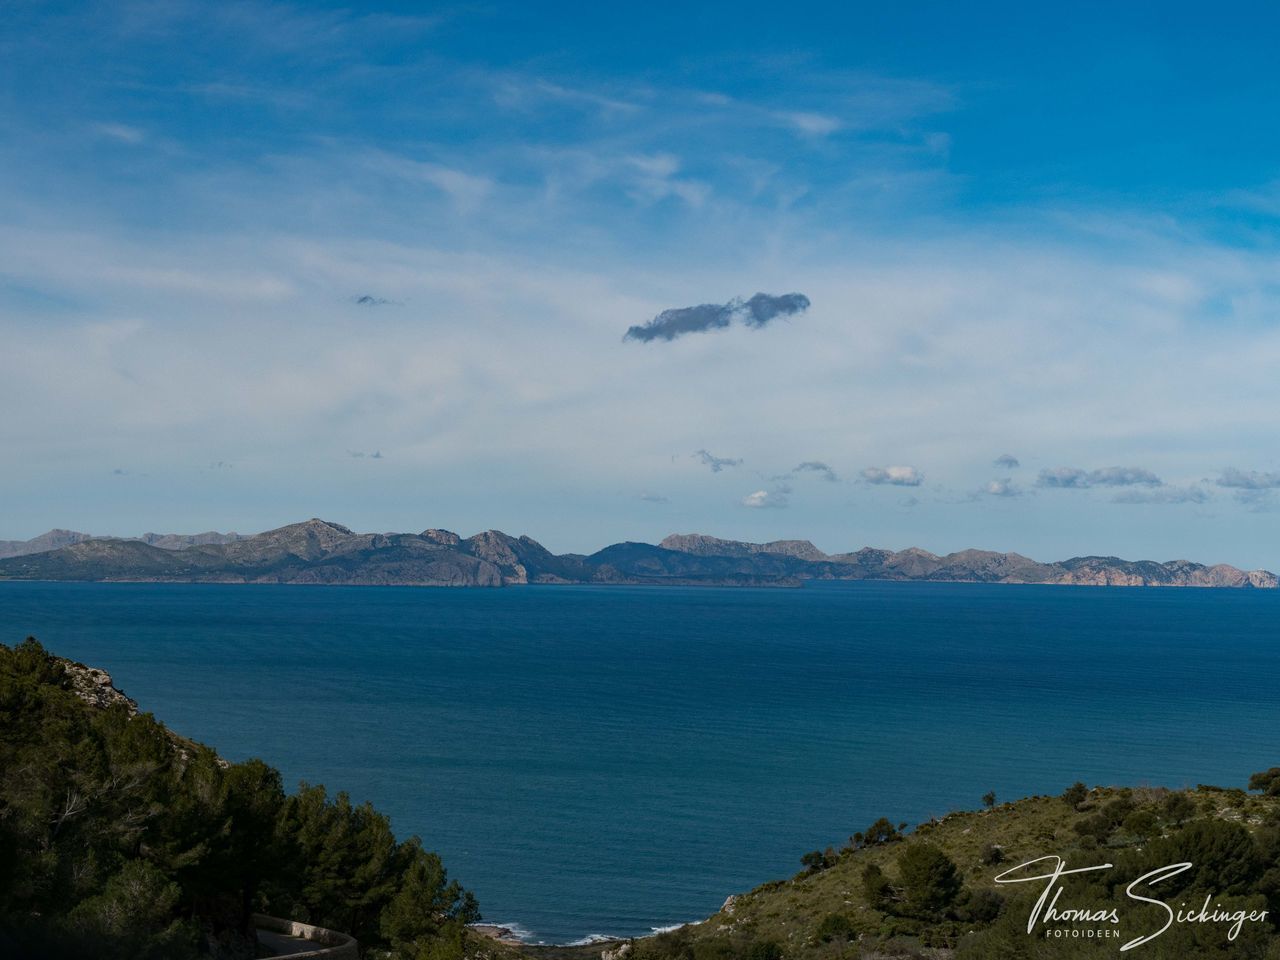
1,580,1278,943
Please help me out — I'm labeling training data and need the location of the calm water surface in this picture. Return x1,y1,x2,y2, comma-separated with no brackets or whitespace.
1,580,1277,942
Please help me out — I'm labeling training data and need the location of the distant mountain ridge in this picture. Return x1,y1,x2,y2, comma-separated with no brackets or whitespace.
0,519,1273,589
0,528,245,559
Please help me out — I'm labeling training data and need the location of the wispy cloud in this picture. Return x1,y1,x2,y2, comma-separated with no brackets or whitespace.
1216,468,1280,509
993,453,1020,469
361,152,494,209
624,292,810,342
1037,466,1162,488
1217,467,1280,490
775,111,840,137
1113,485,1209,505
694,449,741,472
862,465,923,486
794,460,840,482
91,122,145,144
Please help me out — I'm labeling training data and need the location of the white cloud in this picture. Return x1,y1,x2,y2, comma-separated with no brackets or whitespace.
862,465,923,487
776,111,841,137
92,122,145,143
984,479,1020,498
741,487,790,509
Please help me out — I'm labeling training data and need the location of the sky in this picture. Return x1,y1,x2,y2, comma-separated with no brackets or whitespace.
4,1,1280,566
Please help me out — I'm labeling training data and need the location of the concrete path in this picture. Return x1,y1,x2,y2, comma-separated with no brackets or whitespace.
257,927,326,956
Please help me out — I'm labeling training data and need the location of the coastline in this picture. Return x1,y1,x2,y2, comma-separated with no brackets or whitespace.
470,919,695,951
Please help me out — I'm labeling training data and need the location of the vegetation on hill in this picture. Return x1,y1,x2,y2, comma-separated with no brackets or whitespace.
0,638,481,960
614,782,1280,960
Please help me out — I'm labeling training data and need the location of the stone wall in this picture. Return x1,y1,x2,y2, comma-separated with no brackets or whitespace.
252,914,359,959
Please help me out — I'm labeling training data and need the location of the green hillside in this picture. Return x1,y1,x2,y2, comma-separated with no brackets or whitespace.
612,783,1280,960
0,638,486,960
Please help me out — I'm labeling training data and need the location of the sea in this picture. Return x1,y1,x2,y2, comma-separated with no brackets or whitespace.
1,579,1277,944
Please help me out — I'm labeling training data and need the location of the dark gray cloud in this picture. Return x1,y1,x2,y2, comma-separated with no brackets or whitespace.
795,460,840,482
353,294,396,306
1217,467,1280,490
740,292,812,328
694,449,741,472
993,454,1020,469
625,292,810,343
862,465,923,486
1037,465,1162,488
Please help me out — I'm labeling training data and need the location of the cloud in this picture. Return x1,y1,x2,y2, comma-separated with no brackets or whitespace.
638,492,668,503
741,485,790,509
624,292,809,342
1037,466,1162,488
993,454,1020,469
1037,466,1090,488
794,460,840,482
353,294,396,306
694,449,741,472
984,478,1020,497
1216,468,1280,509
1112,485,1210,505
349,450,384,459
1088,466,1162,487
739,293,812,328
627,303,733,342
1217,467,1280,490
862,465,923,486
775,111,841,137
92,122,145,144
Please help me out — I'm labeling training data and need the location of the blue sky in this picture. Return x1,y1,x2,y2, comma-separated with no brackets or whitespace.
4,1,1280,566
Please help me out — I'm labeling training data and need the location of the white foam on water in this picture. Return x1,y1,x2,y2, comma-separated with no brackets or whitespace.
566,933,619,946
650,922,692,935
470,920,538,943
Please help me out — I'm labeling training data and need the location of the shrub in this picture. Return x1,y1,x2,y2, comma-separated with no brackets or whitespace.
862,863,894,912
1073,813,1112,843
958,887,1004,924
1249,768,1280,796
1061,782,1089,807
743,939,783,960
815,912,855,942
1122,810,1160,842
897,843,962,918
1163,792,1196,825
1142,820,1262,896
1101,796,1136,826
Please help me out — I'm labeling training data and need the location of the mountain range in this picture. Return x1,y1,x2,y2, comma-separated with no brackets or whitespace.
0,519,1274,588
